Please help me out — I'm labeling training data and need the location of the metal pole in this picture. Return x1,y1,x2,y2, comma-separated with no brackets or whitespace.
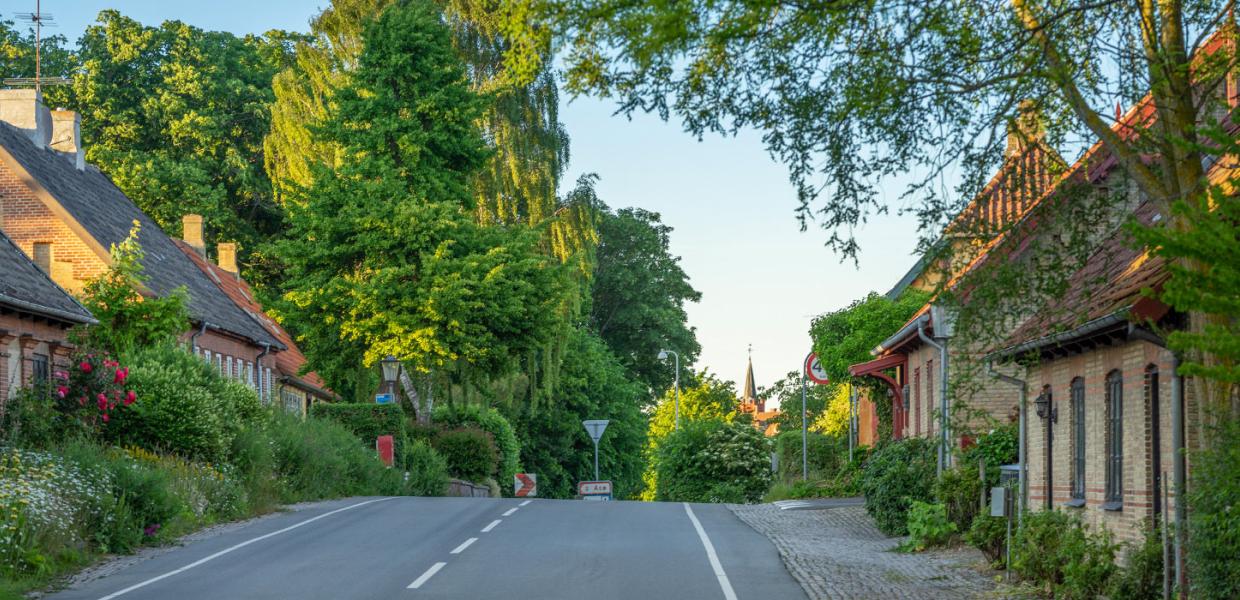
801,367,808,481
848,384,855,463
674,352,680,431
1171,354,1186,598
593,438,600,481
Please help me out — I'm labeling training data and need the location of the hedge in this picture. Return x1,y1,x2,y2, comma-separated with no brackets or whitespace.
310,402,408,457
860,437,936,535
432,404,520,495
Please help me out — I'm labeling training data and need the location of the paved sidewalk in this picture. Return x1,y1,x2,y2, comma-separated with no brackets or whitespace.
731,503,995,599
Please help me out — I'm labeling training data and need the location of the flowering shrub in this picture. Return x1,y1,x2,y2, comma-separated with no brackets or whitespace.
655,419,772,503
50,349,137,434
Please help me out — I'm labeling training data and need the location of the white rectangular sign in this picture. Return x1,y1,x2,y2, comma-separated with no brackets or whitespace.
578,481,612,495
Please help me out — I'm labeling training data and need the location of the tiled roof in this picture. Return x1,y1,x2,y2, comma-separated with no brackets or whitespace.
0,122,281,349
0,229,95,324
998,200,1169,349
173,240,330,395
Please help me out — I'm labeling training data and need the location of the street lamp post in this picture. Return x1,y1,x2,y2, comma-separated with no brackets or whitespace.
800,362,808,481
658,350,681,430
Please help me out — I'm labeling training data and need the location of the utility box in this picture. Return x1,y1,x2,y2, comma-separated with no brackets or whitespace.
990,486,1008,517
999,464,1020,486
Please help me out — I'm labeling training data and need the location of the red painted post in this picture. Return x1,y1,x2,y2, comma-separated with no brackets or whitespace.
376,435,394,467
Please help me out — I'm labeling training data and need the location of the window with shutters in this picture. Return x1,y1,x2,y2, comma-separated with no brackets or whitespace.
1070,377,1086,503
1104,370,1124,508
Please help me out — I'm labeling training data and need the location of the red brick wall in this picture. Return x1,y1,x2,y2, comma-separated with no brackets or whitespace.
183,329,278,402
0,162,106,290
0,311,74,411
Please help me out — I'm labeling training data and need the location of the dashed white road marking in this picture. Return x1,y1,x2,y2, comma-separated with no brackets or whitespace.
519,500,532,506
502,507,519,516
96,497,395,600
450,537,478,554
407,562,447,589
683,503,739,600
481,519,501,533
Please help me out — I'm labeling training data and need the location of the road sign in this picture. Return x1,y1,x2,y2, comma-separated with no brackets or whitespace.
514,473,537,497
578,480,612,501
375,393,394,404
804,353,830,385
582,420,609,442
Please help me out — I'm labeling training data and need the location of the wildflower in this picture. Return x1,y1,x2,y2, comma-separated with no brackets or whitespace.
144,523,161,537
102,414,109,423
79,361,93,374
97,393,108,410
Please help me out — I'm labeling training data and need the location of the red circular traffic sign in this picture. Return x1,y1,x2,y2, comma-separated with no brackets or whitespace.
804,353,830,385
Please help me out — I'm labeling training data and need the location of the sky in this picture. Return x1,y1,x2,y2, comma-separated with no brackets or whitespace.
37,0,925,392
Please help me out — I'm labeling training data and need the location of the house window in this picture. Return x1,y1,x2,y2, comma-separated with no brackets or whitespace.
1070,377,1086,503
31,353,50,384
913,368,921,436
264,368,273,404
246,362,255,389
203,349,212,364
1104,370,1124,508
1146,365,1162,519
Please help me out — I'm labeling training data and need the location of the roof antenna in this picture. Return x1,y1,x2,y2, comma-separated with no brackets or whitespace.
5,1,72,92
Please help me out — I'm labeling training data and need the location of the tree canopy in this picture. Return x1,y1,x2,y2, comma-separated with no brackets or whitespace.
809,290,931,384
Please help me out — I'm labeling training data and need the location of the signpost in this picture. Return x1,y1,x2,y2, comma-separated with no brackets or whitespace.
582,420,609,481
578,480,613,501
514,473,537,497
374,393,394,405
801,353,829,480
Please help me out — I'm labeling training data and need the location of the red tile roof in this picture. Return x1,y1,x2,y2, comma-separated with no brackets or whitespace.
172,240,331,396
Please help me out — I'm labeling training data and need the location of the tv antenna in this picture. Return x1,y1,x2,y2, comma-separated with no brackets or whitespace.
4,1,72,92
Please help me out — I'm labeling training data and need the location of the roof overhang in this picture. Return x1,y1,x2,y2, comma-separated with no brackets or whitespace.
872,312,930,356
0,292,97,326
849,353,908,378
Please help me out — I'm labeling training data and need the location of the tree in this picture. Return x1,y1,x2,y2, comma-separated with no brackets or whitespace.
275,0,573,409
640,372,736,499
809,290,930,384
502,329,647,499
589,207,702,396
0,15,75,103
762,370,833,432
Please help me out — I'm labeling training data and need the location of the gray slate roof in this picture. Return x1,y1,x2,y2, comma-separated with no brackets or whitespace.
0,229,95,324
0,122,282,349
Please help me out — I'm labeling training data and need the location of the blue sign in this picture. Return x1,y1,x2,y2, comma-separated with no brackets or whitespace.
375,393,394,404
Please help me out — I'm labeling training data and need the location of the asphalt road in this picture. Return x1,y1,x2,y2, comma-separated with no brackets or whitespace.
48,497,808,600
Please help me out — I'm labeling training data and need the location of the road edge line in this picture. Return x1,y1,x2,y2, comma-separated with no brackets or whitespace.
407,562,447,589
683,503,739,600
96,497,395,600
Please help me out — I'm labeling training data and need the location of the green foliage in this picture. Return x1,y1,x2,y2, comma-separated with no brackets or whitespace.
400,441,449,497
433,427,499,483
432,404,520,495
1011,510,1119,599
965,515,1008,568
1187,417,1240,599
932,466,983,535
310,403,407,456
654,419,771,504
961,423,1019,490
641,372,737,499
903,501,956,552
809,291,930,386
1108,524,1164,600
0,387,64,448
265,411,401,501
501,329,647,499
77,223,189,357
763,371,834,432
589,207,701,396
116,344,262,461
774,430,844,483
860,438,936,536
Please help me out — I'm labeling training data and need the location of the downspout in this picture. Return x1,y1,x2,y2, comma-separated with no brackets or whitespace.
988,361,1028,528
255,342,272,401
189,321,207,352
918,323,949,476
1129,324,1186,596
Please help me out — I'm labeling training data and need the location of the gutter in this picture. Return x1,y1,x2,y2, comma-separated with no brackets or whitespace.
873,313,930,356
0,292,97,325
255,342,272,394
987,311,1129,362
987,361,1027,527
189,321,208,352
918,321,950,475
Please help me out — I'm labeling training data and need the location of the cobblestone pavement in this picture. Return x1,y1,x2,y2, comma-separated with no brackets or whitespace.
731,503,997,600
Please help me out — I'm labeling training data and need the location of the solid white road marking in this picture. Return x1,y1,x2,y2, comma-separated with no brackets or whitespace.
520,500,532,506
481,519,501,532
450,537,478,554
407,562,447,589
502,507,519,516
96,497,395,600
683,503,739,600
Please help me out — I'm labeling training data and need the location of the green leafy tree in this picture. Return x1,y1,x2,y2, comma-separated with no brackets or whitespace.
276,0,572,404
809,290,930,384
762,370,834,432
640,372,736,499
589,207,702,396
78,223,189,356
502,329,647,499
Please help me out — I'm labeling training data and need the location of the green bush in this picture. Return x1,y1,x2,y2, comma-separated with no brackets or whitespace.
1011,509,1118,599
266,411,400,500
228,424,281,514
774,430,844,482
932,465,983,534
655,420,772,503
860,437,936,535
310,402,408,457
401,440,449,496
433,405,520,494
115,344,261,461
961,423,1018,490
965,514,1009,568
1188,417,1240,600
903,500,956,551
433,427,499,483
0,386,73,448
1109,523,1164,600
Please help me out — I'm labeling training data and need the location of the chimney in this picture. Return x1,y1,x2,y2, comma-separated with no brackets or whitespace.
0,89,52,149
217,242,238,276
1005,99,1043,158
49,110,85,170
182,214,205,256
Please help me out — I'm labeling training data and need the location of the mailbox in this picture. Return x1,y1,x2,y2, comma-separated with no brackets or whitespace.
990,486,1008,517
999,463,1020,486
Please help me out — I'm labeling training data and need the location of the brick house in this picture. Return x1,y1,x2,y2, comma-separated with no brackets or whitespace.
173,232,335,415
0,89,288,401
0,228,95,406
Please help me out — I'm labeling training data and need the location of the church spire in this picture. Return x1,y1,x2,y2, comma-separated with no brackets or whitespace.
742,346,761,412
